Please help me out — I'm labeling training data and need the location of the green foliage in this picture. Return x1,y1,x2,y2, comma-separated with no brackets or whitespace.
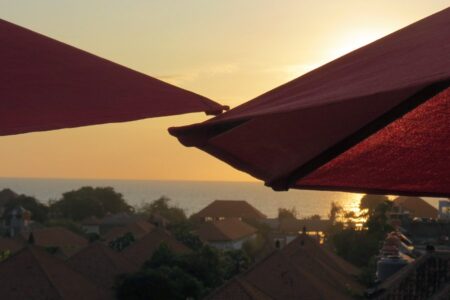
171,221,203,251
116,241,252,299
242,234,266,261
139,196,187,225
221,249,251,280
50,186,132,221
179,245,224,289
328,201,343,224
45,246,59,255
0,249,11,262
116,266,204,300
87,232,100,243
330,229,380,267
109,232,135,251
307,214,322,220
278,207,298,220
360,194,389,217
143,243,178,269
326,196,394,286
359,256,378,287
45,219,86,237
2,194,49,223
364,200,393,236
0,189,18,204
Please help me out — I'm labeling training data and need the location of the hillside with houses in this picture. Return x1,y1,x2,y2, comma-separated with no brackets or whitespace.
1,187,450,299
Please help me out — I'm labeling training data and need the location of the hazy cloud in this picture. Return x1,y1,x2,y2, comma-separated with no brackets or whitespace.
157,63,239,84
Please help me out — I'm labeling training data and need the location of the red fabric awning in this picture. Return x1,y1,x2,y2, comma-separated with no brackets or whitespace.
0,19,227,136
170,8,450,197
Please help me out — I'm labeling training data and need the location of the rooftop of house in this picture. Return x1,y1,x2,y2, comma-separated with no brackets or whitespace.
27,227,88,257
123,228,189,267
193,200,267,220
196,218,257,242
0,236,24,254
209,235,363,300
67,242,138,289
0,246,110,300
393,196,438,219
208,278,272,300
374,251,450,298
103,219,155,243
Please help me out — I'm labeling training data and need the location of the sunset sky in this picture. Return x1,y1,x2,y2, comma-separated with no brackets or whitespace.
1,1,448,182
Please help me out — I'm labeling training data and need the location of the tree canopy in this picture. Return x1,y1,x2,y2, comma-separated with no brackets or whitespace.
116,242,251,299
278,207,298,220
360,194,389,217
139,196,186,225
50,186,132,221
1,193,49,223
326,196,394,286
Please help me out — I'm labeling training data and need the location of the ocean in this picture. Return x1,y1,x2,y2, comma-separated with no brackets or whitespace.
0,178,441,218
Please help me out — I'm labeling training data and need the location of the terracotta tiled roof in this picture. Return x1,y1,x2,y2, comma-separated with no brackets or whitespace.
193,200,266,220
123,228,189,266
197,219,257,242
67,242,138,289
208,278,272,300
210,235,363,300
0,237,24,254
0,246,111,300
103,220,155,242
393,196,438,219
29,227,88,257
282,236,364,295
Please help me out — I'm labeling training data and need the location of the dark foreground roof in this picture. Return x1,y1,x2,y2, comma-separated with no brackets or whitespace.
123,228,189,266
0,237,24,254
67,242,138,290
209,235,363,299
0,246,111,300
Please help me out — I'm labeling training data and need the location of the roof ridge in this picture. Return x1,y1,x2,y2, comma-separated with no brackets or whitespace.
279,249,343,299
208,222,231,241
28,246,65,300
236,277,272,299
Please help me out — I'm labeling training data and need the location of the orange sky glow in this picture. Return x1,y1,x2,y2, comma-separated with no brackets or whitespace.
0,1,448,182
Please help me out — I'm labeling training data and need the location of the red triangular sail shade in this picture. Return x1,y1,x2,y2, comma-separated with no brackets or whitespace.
297,87,450,196
0,19,226,136
170,8,450,197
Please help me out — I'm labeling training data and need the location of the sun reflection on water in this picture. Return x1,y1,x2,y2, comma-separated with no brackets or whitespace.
336,192,366,227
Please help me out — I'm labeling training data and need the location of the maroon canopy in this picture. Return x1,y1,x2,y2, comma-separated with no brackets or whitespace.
170,8,450,197
0,19,226,136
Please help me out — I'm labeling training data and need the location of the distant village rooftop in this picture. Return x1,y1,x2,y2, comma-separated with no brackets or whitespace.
26,227,88,257
197,218,257,242
393,196,438,219
123,228,189,266
193,200,266,221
